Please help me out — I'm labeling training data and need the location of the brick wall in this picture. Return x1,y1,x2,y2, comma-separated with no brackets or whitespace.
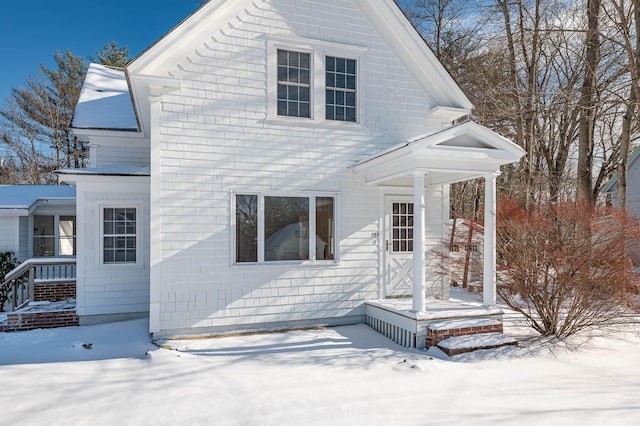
4,310,79,332
34,281,76,302
426,322,503,348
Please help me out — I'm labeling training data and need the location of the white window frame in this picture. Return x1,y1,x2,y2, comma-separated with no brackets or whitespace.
32,214,76,258
231,191,340,265
266,35,367,125
99,205,140,266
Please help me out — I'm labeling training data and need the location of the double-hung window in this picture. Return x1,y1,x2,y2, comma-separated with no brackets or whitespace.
325,56,357,122
103,207,137,264
277,50,311,118
235,194,336,263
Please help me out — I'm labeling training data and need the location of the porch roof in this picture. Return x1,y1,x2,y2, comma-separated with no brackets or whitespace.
0,185,76,216
352,121,525,186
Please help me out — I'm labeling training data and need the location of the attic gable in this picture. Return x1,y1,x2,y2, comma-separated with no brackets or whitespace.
126,0,472,111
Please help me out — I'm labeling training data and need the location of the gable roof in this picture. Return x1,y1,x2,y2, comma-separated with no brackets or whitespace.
125,0,472,108
71,63,138,132
353,120,525,185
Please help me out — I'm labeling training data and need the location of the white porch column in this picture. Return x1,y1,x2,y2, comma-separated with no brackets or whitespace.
483,171,500,306
413,172,426,312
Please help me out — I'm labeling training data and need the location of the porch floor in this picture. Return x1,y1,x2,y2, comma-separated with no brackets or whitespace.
364,294,505,350
365,296,503,322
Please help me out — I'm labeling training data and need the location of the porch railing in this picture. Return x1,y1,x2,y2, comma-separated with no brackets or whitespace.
1,258,76,312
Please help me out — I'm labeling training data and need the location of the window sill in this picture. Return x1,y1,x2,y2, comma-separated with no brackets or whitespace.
233,260,340,268
263,116,364,130
95,262,145,270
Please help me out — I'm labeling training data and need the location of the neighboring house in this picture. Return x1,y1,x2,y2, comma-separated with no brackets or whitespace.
4,0,525,348
0,185,76,261
602,145,640,217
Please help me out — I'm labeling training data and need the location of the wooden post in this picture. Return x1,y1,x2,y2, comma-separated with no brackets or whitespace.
483,172,500,306
28,266,35,305
412,172,426,312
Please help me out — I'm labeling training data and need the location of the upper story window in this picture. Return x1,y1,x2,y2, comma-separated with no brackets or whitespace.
277,50,311,118
325,56,357,122
267,37,367,124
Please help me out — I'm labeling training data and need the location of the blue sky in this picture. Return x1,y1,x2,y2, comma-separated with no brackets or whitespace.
0,0,201,100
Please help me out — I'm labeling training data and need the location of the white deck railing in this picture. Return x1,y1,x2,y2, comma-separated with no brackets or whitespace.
1,258,76,312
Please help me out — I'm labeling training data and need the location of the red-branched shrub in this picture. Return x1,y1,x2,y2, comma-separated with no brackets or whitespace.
496,196,640,337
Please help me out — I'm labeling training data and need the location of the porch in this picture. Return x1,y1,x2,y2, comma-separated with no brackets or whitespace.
353,120,525,352
365,295,507,351
0,258,78,332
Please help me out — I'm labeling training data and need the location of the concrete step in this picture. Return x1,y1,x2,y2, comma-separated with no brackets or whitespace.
436,332,518,356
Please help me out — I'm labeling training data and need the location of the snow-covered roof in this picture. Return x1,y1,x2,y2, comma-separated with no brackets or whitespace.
71,63,138,131
56,165,150,176
0,185,75,210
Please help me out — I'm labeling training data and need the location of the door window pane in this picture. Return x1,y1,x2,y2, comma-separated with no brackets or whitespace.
391,202,413,252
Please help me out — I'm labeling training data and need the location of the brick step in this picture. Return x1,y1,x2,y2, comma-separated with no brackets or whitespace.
426,318,503,348
437,332,518,356
1,300,78,332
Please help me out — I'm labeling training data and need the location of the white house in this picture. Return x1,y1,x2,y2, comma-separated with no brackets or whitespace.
5,0,525,348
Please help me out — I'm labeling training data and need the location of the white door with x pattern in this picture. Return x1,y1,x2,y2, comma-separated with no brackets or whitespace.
384,196,415,298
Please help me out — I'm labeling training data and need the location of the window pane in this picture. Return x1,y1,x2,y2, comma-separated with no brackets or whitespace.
277,49,287,65
278,100,287,115
236,195,258,263
59,216,75,237
34,215,54,237
264,196,309,261
59,237,76,256
290,51,299,67
326,105,334,120
346,59,356,74
300,52,310,68
346,107,356,122
300,69,310,85
299,102,310,118
33,215,56,257
316,197,335,260
277,66,287,82
299,87,310,102
34,237,55,257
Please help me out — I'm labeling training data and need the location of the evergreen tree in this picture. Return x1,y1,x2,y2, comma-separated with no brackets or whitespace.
91,41,130,67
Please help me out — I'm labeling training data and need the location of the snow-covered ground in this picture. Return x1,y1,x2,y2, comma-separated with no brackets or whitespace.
1,294,639,425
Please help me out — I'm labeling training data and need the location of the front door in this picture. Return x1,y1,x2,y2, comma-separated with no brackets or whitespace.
383,196,414,297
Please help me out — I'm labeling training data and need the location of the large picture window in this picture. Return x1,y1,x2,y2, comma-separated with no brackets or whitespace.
235,194,336,263
103,207,137,264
